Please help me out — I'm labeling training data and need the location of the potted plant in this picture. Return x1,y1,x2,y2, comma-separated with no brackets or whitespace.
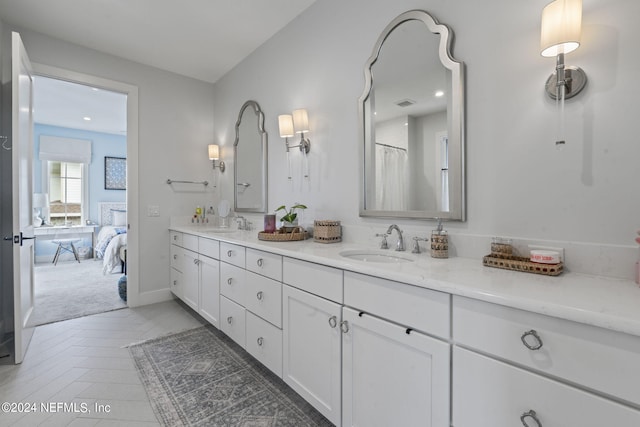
275,203,307,232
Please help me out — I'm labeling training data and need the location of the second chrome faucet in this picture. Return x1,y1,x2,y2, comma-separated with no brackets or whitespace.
386,224,405,251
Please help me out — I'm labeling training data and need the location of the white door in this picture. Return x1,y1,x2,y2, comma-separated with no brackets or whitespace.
341,307,450,427
10,32,35,364
282,285,342,426
198,254,220,327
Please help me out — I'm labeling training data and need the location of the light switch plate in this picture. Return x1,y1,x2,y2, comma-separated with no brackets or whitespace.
147,205,160,217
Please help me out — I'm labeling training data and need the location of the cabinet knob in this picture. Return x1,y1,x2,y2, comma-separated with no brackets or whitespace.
257,337,264,347
227,250,233,257
227,316,233,325
340,320,350,334
328,316,338,328
521,330,543,351
520,410,542,427
173,280,177,286
256,291,263,301
227,278,233,285
193,259,199,265
173,254,177,260
257,258,263,267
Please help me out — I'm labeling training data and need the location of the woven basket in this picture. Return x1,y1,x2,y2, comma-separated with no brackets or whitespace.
258,226,308,242
483,254,563,276
313,220,342,243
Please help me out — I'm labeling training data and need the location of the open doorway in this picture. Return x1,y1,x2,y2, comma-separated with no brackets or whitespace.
29,75,129,326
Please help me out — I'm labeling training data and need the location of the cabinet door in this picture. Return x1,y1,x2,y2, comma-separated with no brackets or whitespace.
198,255,220,327
220,295,246,348
453,347,640,427
342,307,450,427
282,285,342,426
181,249,199,312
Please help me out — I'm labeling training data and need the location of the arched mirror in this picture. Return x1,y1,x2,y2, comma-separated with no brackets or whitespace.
234,100,268,213
359,10,465,220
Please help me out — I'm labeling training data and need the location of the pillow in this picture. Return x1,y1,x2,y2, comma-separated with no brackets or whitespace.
112,210,127,226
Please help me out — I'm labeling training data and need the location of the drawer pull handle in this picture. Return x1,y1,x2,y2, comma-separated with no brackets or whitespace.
328,316,337,328
257,337,264,347
227,278,233,285
340,320,349,334
520,410,542,427
193,259,199,265
173,254,177,260
227,250,233,257
521,330,543,350
173,280,177,286
256,291,263,301
257,258,263,267
173,235,177,241
227,316,233,325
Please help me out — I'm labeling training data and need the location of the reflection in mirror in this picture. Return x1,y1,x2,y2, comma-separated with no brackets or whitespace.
234,100,268,213
359,10,465,220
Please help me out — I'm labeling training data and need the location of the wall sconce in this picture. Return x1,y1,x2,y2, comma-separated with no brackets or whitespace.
279,109,311,180
541,0,586,146
207,144,225,172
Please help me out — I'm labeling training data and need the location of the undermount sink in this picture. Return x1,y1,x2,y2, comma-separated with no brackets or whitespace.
339,249,415,263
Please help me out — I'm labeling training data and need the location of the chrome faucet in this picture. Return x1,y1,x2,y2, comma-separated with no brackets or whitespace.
386,224,405,251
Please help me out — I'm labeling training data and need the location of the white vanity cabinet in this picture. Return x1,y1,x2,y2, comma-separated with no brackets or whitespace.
342,272,451,427
169,232,220,326
452,295,640,426
282,258,343,426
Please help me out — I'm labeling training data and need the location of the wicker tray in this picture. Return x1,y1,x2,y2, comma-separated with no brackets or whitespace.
483,254,563,276
258,227,308,242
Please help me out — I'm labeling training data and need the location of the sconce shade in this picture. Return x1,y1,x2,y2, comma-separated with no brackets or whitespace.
292,109,309,134
278,115,294,138
208,144,220,160
541,0,582,57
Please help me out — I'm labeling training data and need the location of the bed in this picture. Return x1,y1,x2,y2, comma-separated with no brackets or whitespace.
96,202,127,274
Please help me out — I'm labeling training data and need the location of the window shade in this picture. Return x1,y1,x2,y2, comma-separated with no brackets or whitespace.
39,135,91,163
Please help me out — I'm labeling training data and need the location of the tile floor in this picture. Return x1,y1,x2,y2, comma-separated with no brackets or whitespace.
0,299,205,426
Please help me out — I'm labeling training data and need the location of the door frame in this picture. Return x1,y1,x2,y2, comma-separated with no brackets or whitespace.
32,64,141,306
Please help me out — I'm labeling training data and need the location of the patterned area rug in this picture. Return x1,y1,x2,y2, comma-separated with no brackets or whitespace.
129,325,334,427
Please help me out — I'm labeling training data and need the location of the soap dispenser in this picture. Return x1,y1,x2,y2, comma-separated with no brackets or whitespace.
430,218,448,259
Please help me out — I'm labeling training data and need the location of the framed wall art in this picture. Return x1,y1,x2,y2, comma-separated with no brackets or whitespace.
105,156,126,190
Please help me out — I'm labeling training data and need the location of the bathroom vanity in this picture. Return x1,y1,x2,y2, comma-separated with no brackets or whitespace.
169,226,640,427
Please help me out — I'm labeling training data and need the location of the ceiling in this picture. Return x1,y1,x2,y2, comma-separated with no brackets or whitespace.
0,0,316,135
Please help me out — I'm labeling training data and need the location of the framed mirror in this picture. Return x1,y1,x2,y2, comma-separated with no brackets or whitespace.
359,10,465,221
234,100,268,213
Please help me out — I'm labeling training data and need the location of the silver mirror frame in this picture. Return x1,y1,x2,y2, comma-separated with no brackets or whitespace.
359,10,466,221
234,100,268,213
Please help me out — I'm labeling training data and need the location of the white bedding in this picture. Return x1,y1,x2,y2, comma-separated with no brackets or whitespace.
96,225,127,274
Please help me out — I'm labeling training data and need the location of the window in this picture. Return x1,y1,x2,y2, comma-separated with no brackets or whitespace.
48,161,84,226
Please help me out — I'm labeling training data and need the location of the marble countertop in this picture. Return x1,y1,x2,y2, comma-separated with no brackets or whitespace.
171,225,640,338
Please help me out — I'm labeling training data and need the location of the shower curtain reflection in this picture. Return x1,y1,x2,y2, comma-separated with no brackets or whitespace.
375,143,408,211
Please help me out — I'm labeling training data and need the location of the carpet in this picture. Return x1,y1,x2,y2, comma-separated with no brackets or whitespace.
129,325,334,427
28,260,127,326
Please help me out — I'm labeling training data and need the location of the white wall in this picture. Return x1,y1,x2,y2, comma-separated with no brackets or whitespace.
5,26,217,300
213,0,640,279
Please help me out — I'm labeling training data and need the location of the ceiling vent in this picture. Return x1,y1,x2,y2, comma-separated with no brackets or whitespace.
395,99,416,108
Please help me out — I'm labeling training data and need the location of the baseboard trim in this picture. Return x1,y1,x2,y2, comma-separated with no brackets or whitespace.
134,288,173,307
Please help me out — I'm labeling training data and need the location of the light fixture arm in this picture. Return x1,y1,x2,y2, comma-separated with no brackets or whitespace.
285,133,310,153
212,159,226,173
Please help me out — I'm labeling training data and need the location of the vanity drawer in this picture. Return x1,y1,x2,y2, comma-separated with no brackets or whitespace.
283,257,343,303
198,237,220,260
170,244,183,271
246,311,283,378
344,271,450,339
169,231,183,246
182,233,198,252
453,296,640,405
453,347,640,427
220,296,246,349
170,267,182,299
245,271,282,328
220,262,246,306
246,248,282,281
221,242,245,267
